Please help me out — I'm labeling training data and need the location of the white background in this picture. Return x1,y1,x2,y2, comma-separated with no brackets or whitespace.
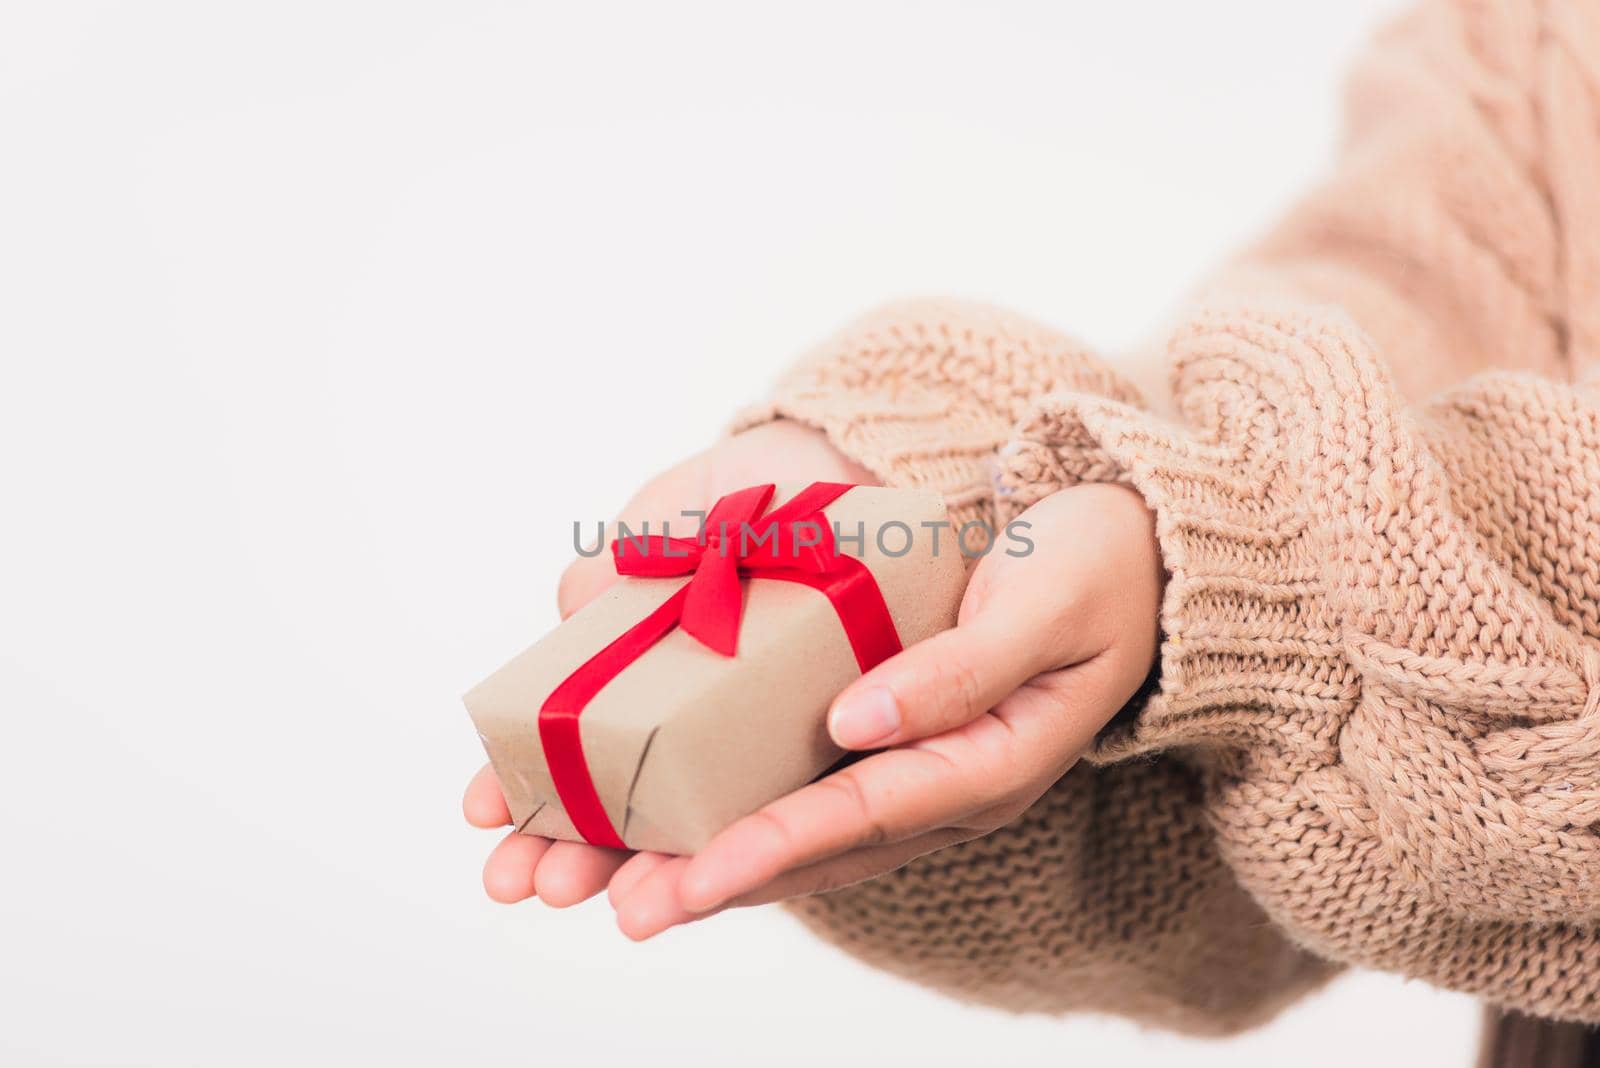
1,2,1483,1066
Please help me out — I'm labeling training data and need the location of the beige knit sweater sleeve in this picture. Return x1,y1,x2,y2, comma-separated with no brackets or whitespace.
740,0,1600,1031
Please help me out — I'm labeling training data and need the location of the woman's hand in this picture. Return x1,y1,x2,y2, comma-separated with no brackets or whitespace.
462,420,879,906
463,428,1164,937
600,482,1163,938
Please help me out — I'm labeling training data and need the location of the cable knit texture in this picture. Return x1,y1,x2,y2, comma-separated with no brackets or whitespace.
732,298,1142,548
739,0,1600,1031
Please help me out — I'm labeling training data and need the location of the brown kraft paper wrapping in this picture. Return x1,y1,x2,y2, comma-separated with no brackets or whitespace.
463,484,969,854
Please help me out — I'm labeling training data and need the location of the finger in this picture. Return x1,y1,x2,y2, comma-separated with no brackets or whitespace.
683,659,1134,914
678,745,990,914
606,851,675,908
557,470,710,620
621,829,967,940
463,763,511,828
483,831,553,904
722,827,971,909
533,840,630,908
826,617,1046,749
556,551,622,620
613,856,701,941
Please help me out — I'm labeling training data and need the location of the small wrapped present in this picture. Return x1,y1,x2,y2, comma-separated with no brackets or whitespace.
463,482,968,854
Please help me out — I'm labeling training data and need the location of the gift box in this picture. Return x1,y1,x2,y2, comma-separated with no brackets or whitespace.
463,482,968,854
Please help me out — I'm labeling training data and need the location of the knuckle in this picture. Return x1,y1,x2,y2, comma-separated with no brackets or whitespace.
746,806,799,853
818,771,891,848
930,650,989,727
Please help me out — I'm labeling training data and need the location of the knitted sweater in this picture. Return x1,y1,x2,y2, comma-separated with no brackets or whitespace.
736,0,1600,1032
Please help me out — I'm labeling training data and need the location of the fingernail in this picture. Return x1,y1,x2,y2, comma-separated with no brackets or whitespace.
829,687,900,748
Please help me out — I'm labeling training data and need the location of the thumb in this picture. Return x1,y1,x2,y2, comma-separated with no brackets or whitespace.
826,482,1159,750
556,549,623,620
826,614,1049,750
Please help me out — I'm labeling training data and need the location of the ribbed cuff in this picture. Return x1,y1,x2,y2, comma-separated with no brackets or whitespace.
995,306,1353,762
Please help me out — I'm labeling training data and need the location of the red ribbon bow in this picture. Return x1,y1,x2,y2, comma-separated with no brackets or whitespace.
538,482,902,848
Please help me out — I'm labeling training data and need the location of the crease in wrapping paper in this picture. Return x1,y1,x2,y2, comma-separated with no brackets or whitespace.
619,725,660,842
463,483,968,854
512,803,545,835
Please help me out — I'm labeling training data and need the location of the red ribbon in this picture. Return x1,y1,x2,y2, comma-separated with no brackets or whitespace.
538,482,902,848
